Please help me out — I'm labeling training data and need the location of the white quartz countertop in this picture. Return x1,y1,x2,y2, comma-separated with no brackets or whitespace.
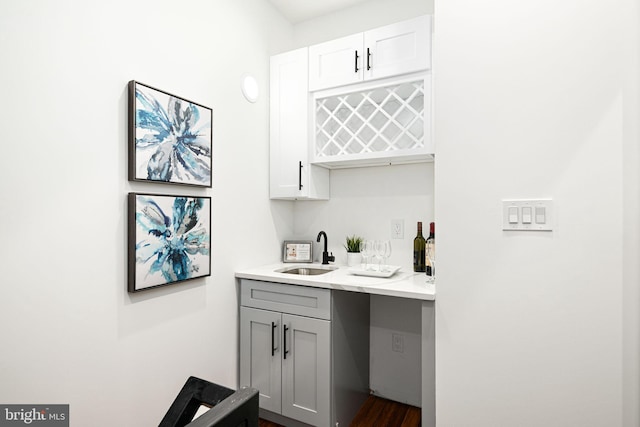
235,263,435,301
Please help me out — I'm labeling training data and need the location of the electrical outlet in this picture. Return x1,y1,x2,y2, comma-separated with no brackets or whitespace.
391,219,404,239
392,333,404,353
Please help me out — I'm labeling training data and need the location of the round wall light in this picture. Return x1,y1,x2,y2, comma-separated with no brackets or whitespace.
241,74,259,103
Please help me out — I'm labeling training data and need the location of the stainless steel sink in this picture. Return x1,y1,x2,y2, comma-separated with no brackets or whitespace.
276,266,337,276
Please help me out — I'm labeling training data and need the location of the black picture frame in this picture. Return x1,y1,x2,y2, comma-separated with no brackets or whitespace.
128,192,211,292
128,80,213,187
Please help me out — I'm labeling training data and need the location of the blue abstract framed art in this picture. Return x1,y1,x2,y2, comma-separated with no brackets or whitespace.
128,81,212,187
128,193,211,292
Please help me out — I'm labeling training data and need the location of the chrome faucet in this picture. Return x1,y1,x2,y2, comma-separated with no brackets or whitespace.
316,231,335,265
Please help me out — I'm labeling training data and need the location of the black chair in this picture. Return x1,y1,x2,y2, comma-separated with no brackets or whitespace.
159,376,259,427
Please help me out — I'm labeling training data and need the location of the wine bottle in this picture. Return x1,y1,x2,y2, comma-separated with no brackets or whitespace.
413,222,426,272
426,222,435,276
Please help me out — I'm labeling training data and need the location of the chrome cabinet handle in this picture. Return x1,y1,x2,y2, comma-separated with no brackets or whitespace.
354,50,359,73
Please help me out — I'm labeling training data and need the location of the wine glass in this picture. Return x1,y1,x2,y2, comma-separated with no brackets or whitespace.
373,240,384,271
382,240,392,272
359,240,371,270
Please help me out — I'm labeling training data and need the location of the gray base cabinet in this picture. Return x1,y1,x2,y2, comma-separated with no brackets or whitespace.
240,279,369,427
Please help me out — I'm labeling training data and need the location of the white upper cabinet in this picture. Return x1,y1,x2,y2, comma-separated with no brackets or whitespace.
269,47,330,200
309,15,432,92
270,15,433,191
364,15,431,81
308,33,363,92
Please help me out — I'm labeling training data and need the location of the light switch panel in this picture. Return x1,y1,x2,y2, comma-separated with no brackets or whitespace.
502,199,553,231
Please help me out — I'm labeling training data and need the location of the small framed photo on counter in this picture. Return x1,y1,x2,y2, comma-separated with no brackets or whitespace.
283,240,313,263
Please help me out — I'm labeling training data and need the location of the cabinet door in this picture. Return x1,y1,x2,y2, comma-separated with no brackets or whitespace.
270,48,330,200
240,307,282,414
270,48,309,199
309,33,364,92
364,15,431,81
281,314,331,426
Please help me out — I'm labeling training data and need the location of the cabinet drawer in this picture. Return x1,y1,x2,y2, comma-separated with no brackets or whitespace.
240,279,331,320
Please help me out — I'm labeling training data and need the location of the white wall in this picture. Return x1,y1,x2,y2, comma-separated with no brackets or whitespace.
293,164,433,268
435,0,639,426
291,0,432,48
622,3,640,424
0,1,293,426
370,295,423,407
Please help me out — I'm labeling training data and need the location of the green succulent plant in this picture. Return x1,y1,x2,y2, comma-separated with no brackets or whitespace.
344,235,363,253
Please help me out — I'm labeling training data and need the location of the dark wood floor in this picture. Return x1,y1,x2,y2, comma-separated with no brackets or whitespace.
258,395,421,427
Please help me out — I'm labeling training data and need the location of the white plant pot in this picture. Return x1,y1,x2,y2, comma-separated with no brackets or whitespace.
346,252,362,267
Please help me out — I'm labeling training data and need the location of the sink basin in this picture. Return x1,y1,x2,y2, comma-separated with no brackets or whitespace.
276,266,338,276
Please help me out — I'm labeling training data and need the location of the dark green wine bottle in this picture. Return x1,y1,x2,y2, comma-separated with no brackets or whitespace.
413,222,426,272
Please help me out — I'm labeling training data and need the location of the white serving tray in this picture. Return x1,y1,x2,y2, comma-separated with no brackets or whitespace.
348,265,401,278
